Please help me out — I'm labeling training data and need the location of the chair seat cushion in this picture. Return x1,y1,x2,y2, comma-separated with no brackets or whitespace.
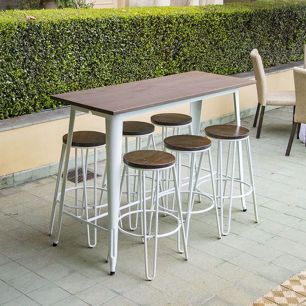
266,90,295,106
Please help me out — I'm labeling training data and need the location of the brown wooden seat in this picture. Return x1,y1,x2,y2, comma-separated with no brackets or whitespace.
164,135,211,151
63,131,106,147
205,125,249,140
123,150,175,169
151,113,192,126
123,121,155,136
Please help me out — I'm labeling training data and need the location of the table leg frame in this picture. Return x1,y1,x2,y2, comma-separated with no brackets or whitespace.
105,115,123,275
53,107,76,246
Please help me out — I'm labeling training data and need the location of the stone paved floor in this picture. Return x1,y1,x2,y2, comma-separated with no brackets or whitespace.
0,107,306,306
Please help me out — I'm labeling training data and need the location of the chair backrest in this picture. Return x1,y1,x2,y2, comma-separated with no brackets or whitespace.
250,49,267,105
294,67,306,123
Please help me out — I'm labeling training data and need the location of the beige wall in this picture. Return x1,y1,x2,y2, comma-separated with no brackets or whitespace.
0,69,294,177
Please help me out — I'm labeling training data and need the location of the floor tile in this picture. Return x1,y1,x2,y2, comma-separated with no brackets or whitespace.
27,284,71,305
54,272,97,294
102,295,137,306
2,295,39,306
0,261,30,282
52,295,89,306
76,282,117,305
7,271,51,294
0,280,22,304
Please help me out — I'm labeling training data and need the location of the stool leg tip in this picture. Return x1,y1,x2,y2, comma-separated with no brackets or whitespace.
242,208,247,212
52,242,58,247
110,271,115,276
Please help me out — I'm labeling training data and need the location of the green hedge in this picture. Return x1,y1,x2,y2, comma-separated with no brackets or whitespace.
0,1,306,119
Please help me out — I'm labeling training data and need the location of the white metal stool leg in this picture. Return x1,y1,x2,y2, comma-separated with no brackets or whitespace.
81,149,96,248
221,142,237,236
172,167,189,260
142,170,158,281
217,137,258,235
222,142,232,203
121,133,155,231
176,146,221,250
238,142,247,212
185,153,196,243
218,141,223,213
246,138,259,223
208,149,222,238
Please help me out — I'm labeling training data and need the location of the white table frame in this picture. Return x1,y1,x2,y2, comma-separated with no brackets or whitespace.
53,88,245,274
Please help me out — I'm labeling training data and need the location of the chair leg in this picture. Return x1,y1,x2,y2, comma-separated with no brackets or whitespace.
286,122,298,156
297,123,301,139
253,103,261,127
293,106,296,123
256,105,265,139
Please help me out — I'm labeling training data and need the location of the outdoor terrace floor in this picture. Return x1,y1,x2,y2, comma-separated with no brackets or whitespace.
0,106,305,306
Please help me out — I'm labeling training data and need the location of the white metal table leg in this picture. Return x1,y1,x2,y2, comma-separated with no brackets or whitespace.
49,143,66,236
106,115,123,275
233,91,247,212
190,100,203,135
53,107,76,246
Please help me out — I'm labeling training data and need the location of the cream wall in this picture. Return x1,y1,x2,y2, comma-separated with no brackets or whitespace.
0,69,294,177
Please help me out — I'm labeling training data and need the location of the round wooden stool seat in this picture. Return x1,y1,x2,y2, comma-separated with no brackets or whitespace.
123,150,175,169
123,121,155,136
164,135,211,151
63,131,106,147
151,113,192,126
205,125,249,140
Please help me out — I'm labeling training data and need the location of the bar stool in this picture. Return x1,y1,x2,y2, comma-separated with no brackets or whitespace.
204,125,258,236
151,113,193,207
119,150,188,280
151,113,192,149
49,131,108,247
121,121,156,230
164,135,221,243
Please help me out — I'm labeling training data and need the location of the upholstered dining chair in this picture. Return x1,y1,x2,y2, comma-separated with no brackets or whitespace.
250,49,296,139
286,68,306,156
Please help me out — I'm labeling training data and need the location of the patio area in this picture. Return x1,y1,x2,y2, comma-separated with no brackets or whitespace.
0,106,305,305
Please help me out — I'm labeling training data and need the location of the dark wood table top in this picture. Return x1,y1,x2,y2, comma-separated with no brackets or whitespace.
52,71,254,116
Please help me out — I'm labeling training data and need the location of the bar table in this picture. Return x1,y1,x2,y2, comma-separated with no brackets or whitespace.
52,71,254,275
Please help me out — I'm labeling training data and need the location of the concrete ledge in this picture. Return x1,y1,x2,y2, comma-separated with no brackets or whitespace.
0,107,88,133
